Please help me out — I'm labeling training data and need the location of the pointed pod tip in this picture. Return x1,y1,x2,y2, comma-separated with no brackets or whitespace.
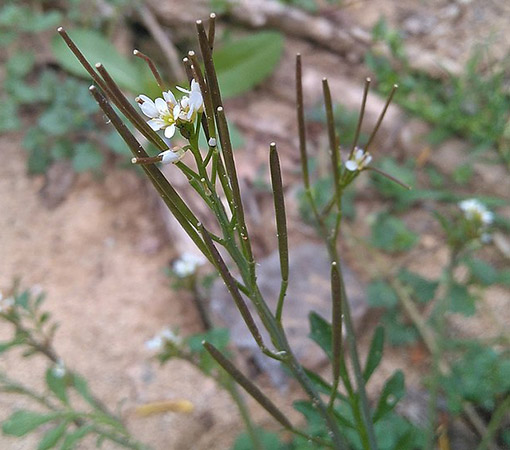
331,261,337,266
131,157,137,164
196,19,202,25
201,340,207,345
95,62,102,68
393,84,399,89
366,77,371,83
133,49,139,55
217,106,224,112
88,85,96,92
210,12,216,18
182,57,189,63
57,26,64,33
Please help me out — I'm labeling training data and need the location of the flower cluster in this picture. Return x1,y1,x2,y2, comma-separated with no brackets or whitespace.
459,199,494,226
458,198,493,243
136,79,204,140
345,147,372,172
145,327,182,352
172,252,206,278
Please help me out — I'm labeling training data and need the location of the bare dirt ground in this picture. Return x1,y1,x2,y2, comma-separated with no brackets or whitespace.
1,0,510,449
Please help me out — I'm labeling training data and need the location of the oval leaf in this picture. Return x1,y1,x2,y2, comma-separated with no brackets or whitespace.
38,420,68,450
2,410,60,437
214,31,284,98
51,29,143,93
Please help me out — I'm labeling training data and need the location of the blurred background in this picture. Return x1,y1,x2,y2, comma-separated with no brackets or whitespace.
1,0,510,448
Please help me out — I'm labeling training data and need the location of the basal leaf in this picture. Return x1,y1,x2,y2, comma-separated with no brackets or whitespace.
214,31,284,98
38,420,68,450
308,312,332,360
51,29,144,93
363,326,384,382
373,370,405,422
2,410,61,437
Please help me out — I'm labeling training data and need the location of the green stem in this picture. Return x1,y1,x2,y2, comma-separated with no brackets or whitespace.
476,394,510,450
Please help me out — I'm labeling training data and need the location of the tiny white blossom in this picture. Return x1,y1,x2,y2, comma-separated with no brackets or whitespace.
173,252,206,278
159,147,185,165
459,199,494,226
176,79,204,122
208,137,217,147
145,327,182,352
0,292,14,313
345,147,372,172
137,91,180,138
52,359,66,378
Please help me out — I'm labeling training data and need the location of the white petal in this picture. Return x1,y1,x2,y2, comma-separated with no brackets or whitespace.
164,124,176,138
155,98,169,115
147,118,165,131
159,149,181,164
163,90,177,105
176,85,190,94
354,148,364,160
173,103,181,118
364,155,373,166
345,160,358,171
180,96,189,108
139,98,158,118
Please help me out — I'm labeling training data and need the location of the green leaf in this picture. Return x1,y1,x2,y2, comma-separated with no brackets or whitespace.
371,213,418,253
6,51,35,78
38,420,68,450
373,370,405,422
363,326,384,382
27,148,52,175
448,282,476,316
187,328,230,374
465,258,498,286
72,375,95,408
60,424,94,450
72,143,104,173
46,368,68,404
214,31,284,98
232,427,283,450
397,269,438,303
0,97,20,132
308,312,332,359
51,29,144,93
2,410,61,437
367,280,398,308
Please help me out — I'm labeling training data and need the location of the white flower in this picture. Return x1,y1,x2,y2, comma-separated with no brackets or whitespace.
172,252,206,278
0,292,14,313
175,79,204,122
145,327,182,352
137,91,180,139
459,199,494,226
158,147,185,165
52,359,66,378
345,147,372,172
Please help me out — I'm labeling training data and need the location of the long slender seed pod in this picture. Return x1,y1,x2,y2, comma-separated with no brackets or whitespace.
95,63,168,151
196,20,223,112
88,87,210,261
133,49,165,90
57,28,110,94
350,77,371,159
203,342,293,430
366,166,411,190
328,261,343,408
364,84,398,152
296,54,310,189
182,57,194,82
216,106,254,274
188,51,216,139
322,79,341,208
269,143,289,323
208,13,216,50
57,28,169,152
201,225,265,350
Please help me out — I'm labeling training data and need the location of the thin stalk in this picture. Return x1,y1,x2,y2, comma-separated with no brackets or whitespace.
476,394,510,450
322,79,341,210
426,254,456,449
328,261,343,410
208,13,216,50
364,84,398,152
226,380,264,450
350,78,371,159
269,143,289,324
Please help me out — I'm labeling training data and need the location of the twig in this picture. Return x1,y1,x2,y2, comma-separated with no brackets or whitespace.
137,4,186,82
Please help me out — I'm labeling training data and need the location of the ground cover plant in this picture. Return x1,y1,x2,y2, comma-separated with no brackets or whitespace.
1,2,509,450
